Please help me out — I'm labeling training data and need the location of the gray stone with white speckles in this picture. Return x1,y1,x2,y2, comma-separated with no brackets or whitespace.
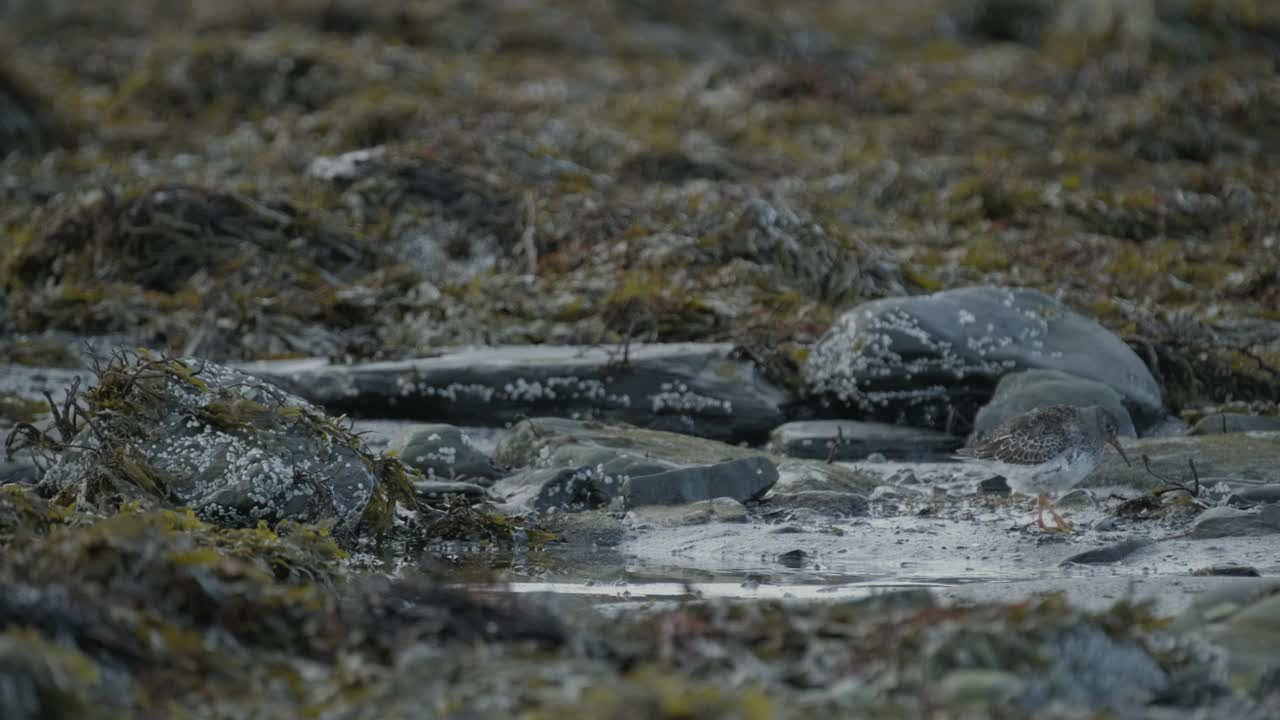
387,423,503,483
41,359,384,531
803,287,1162,432
492,466,609,513
235,343,789,444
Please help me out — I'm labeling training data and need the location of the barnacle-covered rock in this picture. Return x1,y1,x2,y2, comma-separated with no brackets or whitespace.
803,287,1163,432
40,351,412,536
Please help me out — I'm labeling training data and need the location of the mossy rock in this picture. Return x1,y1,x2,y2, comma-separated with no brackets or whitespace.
40,350,414,540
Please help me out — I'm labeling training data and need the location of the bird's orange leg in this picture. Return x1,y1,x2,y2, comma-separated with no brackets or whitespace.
1035,493,1050,532
1048,503,1075,533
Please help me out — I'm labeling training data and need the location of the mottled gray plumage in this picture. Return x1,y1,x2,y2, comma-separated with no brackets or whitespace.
955,404,1130,532
958,405,1094,466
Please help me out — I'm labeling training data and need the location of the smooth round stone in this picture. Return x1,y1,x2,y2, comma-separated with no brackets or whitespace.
972,369,1136,440
1055,488,1097,509
978,476,1011,495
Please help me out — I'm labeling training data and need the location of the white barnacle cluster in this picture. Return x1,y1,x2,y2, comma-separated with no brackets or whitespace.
807,300,1029,408
964,332,1014,362
593,462,630,488
650,382,731,414
237,447,312,519
414,444,459,478
503,377,553,402
422,382,495,403
863,385,949,407
152,427,230,491
546,376,598,400
541,466,602,513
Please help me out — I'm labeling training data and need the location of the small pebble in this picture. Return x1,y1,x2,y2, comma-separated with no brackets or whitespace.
1091,517,1117,532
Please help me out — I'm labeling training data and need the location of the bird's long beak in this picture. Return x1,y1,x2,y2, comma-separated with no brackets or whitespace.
1109,439,1131,466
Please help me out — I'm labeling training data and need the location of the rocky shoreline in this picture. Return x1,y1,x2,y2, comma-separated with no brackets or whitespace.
4,0,1280,717
3,332,1279,717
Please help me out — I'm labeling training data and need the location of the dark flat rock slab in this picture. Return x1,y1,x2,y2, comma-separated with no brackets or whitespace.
768,420,960,461
237,343,789,444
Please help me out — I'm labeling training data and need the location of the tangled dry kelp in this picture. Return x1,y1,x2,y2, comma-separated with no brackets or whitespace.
2,184,425,361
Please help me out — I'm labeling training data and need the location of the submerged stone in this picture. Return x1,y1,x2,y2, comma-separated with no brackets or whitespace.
803,287,1162,431
768,420,960,461
628,498,748,527
770,461,880,496
765,490,870,517
1059,536,1151,565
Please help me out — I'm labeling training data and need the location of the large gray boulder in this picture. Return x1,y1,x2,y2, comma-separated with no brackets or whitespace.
238,343,789,444
803,287,1163,431
972,369,1136,440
